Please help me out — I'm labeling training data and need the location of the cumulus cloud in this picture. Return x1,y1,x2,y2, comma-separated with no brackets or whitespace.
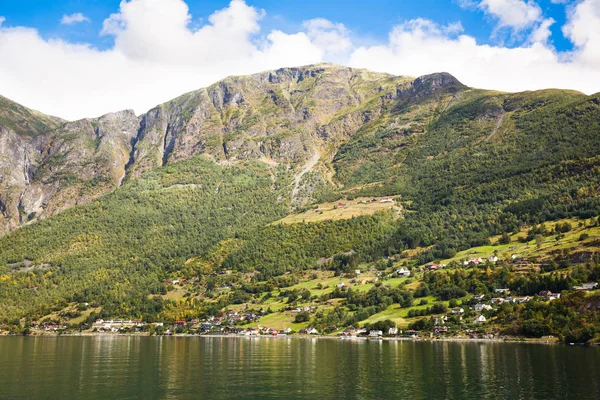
478,0,542,30
0,0,325,119
0,0,599,121
348,2,600,95
563,0,600,67
61,13,90,25
303,18,352,56
529,17,555,44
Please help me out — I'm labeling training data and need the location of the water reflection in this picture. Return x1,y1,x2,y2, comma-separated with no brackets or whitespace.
0,337,598,399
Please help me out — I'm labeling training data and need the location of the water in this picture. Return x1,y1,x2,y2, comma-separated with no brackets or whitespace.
0,336,599,399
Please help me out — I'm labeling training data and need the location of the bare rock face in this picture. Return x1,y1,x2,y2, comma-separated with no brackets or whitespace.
0,100,141,235
0,64,469,233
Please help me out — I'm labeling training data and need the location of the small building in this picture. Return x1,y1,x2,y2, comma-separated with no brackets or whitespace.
573,282,598,291
451,307,465,315
495,288,510,294
434,326,448,335
396,267,411,277
474,304,492,312
388,327,398,336
473,315,487,324
512,296,530,304
540,290,561,300
369,330,383,337
307,327,318,335
336,282,346,289
380,198,394,203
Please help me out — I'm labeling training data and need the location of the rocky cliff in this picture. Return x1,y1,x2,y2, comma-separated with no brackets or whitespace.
0,63,467,234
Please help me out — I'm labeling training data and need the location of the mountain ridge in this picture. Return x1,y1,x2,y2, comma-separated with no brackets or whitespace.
0,63,470,234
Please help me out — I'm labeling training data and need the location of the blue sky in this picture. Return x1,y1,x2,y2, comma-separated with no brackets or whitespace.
1,0,576,51
0,0,598,120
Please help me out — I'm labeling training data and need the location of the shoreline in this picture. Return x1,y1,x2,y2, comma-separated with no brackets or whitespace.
0,332,566,345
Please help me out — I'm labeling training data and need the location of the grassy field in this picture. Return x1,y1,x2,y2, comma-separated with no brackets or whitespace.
440,218,600,265
360,296,450,328
274,197,401,224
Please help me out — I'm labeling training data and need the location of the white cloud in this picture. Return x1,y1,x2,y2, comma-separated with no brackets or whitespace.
348,5,600,95
530,17,555,43
0,17,5,27
61,13,90,25
478,0,542,30
563,0,600,67
0,0,324,119
303,18,352,56
0,0,599,121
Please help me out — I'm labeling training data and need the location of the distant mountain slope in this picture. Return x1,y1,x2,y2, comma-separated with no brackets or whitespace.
0,96,140,235
1,64,600,321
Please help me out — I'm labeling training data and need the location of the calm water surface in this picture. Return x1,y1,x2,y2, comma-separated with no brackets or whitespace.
0,336,599,399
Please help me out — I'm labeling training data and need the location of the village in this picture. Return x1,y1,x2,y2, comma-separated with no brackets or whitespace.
22,273,598,342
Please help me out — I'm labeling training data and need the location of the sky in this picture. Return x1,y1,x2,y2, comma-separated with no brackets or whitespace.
0,0,599,120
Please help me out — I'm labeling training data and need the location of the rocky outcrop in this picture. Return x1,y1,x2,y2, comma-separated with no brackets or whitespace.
0,64,470,233
0,102,141,235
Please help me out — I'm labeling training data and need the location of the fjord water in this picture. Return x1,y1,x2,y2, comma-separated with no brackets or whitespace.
0,337,599,399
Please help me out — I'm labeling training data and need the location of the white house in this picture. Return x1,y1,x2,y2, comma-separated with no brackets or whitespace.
573,282,598,291
369,330,383,337
336,282,346,289
396,267,411,277
388,327,398,335
474,304,492,312
451,307,465,314
495,288,510,294
473,315,487,324
307,327,318,335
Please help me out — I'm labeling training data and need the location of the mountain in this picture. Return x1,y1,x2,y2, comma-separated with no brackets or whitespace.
1,63,600,328
0,64,463,234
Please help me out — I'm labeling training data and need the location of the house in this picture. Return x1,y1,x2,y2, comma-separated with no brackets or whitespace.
404,330,419,337
573,282,598,291
488,256,499,263
336,282,346,289
451,307,465,315
174,320,187,327
491,298,505,304
355,269,361,275
473,294,486,301
467,258,484,266
396,267,411,277
540,290,561,300
512,296,531,304
369,330,383,337
474,304,492,312
380,198,394,203
425,263,440,271
337,202,347,208
495,288,510,294
434,326,448,335
473,315,487,324
388,327,399,335
306,327,318,335
283,328,292,334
